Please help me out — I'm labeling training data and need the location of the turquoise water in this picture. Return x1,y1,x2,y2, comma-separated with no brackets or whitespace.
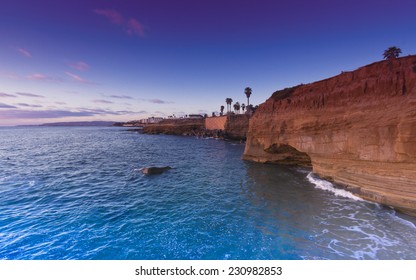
0,126,415,259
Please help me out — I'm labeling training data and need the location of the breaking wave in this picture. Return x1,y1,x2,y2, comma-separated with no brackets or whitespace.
306,172,363,201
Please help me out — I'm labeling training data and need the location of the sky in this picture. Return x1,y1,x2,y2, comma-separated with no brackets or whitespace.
1,0,416,125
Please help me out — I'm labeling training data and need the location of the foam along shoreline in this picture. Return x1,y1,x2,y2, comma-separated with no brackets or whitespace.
306,172,416,230
306,172,363,201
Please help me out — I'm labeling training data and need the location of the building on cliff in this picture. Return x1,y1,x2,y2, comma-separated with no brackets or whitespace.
243,55,416,216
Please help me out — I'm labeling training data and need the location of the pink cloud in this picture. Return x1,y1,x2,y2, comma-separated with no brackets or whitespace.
94,9,124,25
94,8,145,37
126,18,145,37
68,61,89,71
27,73,47,80
17,48,32,58
65,71,91,84
27,73,62,82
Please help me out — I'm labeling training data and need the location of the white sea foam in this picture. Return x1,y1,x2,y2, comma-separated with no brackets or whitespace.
387,210,416,229
306,172,363,201
307,173,416,230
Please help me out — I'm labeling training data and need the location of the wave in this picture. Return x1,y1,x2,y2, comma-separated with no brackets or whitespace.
388,210,416,229
306,172,363,201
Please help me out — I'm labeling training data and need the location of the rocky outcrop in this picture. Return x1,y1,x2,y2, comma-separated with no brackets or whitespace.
143,115,249,140
142,118,205,136
141,166,172,175
224,114,250,140
204,115,249,140
243,56,416,216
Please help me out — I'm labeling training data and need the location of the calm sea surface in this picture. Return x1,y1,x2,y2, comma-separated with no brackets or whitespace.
0,126,415,260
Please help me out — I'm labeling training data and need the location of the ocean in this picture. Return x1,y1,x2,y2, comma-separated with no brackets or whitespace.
0,126,415,260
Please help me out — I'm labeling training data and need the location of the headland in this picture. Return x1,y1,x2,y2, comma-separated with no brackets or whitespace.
243,55,416,216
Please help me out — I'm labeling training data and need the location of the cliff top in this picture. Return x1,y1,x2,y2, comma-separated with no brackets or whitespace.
271,55,416,101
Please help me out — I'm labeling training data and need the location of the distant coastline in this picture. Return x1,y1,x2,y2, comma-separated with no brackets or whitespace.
38,121,116,127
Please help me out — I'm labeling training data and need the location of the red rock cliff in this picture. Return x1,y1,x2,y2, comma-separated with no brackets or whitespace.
243,56,416,215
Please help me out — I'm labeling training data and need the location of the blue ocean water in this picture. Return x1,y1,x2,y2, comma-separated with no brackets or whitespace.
0,126,415,260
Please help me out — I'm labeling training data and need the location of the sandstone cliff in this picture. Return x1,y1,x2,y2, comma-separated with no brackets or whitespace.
223,114,250,140
243,56,416,216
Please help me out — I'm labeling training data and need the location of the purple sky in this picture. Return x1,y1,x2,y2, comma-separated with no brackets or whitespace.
1,0,415,125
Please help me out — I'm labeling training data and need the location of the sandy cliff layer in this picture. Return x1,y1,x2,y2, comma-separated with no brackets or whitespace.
243,56,416,215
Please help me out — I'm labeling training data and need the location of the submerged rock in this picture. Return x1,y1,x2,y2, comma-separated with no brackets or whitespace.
141,166,172,175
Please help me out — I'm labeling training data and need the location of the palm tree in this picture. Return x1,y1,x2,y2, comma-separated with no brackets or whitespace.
233,102,240,114
244,87,252,106
225,98,233,113
220,105,225,116
383,46,402,60
241,103,246,113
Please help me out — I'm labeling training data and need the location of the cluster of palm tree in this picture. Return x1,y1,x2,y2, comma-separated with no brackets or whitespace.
221,87,253,115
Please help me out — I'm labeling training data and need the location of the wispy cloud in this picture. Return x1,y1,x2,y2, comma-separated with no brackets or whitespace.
76,107,146,116
109,95,134,99
15,92,45,98
16,103,43,108
28,73,47,80
27,73,62,82
116,110,147,115
149,98,173,104
0,92,17,98
92,99,113,104
68,61,90,72
17,48,32,58
94,8,145,37
126,19,145,37
0,109,96,119
65,71,92,84
94,9,124,25
0,106,149,121
55,102,67,105
0,103,17,108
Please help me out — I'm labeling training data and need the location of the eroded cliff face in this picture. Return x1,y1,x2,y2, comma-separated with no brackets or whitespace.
243,56,416,215
224,114,249,140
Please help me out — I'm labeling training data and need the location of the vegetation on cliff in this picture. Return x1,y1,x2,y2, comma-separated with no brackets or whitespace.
383,46,402,59
271,85,301,100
